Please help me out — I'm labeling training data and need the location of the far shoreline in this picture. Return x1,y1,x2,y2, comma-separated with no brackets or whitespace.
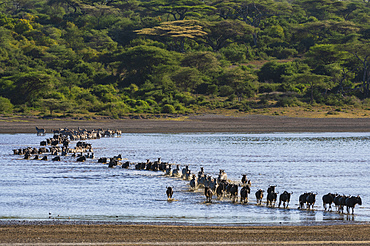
1,114,370,134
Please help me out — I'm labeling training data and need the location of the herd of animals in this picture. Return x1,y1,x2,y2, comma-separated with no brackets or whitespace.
12,127,363,216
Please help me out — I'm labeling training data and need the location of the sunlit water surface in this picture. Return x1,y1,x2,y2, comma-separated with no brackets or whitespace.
0,132,369,225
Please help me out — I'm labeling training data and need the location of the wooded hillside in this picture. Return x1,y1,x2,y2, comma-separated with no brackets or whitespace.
1,0,370,117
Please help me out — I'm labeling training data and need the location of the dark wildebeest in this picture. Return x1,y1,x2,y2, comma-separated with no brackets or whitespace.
306,192,316,210
36,127,46,136
218,169,227,183
345,196,362,214
166,186,173,199
299,192,308,209
172,165,181,177
77,156,86,162
24,152,31,160
278,191,292,208
266,185,278,207
190,174,198,190
255,189,264,205
122,161,130,168
322,193,336,211
151,161,159,171
98,157,108,163
205,186,213,203
145,159,152,170
216,181,227,199
182,166,190,179
337,195,349,213
198,167,204,177
52,156,61,161
241,174,247,185
240,186,250,204
229,184,238,203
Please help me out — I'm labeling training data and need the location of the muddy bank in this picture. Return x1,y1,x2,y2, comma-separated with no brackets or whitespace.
1,115,370,133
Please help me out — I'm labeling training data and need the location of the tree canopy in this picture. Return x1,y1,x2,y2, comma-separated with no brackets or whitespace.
1,0,370,116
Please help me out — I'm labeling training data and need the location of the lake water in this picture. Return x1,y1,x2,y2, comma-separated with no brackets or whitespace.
0,132,369,225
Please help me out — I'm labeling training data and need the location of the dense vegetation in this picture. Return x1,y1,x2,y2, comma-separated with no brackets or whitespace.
1,0,370,117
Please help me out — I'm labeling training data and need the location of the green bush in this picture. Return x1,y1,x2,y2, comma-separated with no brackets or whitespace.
276,96,302,107
219,85,234,97
259,83,280,93
265,47,298,59
0,96,13,113
161,104,176,114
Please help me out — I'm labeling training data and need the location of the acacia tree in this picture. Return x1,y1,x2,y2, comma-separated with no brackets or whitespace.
10,71,58,104
117,44,181,86
219,67,257,100
47,0,82,14
341,43,370,97
283,72,331,104
212,0,289,47
199,20,254,51
135,20,207,52
141,0,215,21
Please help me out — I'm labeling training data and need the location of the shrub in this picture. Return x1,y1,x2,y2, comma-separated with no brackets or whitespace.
276,96,302,107
162,104,176,113
0,96,13,113
219,85,234,97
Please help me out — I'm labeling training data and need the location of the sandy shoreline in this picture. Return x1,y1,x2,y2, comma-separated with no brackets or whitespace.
0,220,370,244
1,114,370,244
1,114,370,133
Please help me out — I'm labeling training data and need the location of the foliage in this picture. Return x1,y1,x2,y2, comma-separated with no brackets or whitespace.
0,0,369,116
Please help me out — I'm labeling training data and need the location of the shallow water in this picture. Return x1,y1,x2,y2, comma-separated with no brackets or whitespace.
0,132,369,225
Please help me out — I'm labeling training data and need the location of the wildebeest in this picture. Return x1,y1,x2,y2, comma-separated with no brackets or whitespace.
322,193,336,211
334,194,348,213
207,177,217,192
77,156,86,162
229,184,238,203
278,191,292,208
166,186,173,199
98,157,108,163
299,192,308,209
241,174,247,185
255,189,264,205
24,152,31,160
198,174,206,187
145,159,152,170
172,165,181,177
240,185,250,204
52,156,61,161
266,186,277,207
304,192,316,210
190,174,198,190
165,165,172,176
218,169,227,183
345,195,362,214
36,127,46,136
122,161,130,168
204,186,213,203
182,166,190,179
216,181,227,199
